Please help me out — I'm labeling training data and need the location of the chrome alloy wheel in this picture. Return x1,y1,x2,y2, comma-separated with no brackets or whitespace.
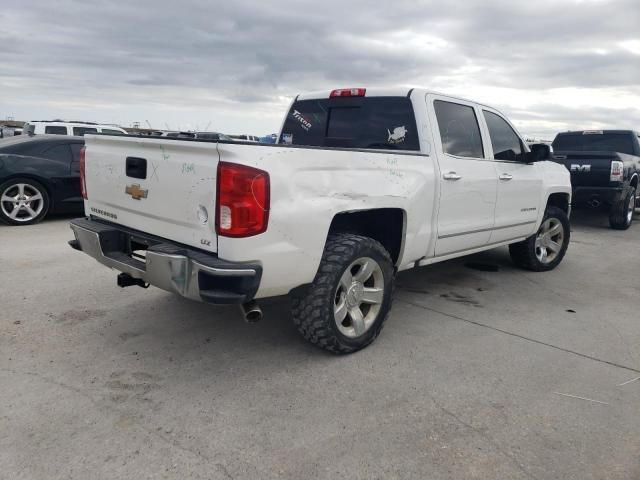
534,218,565,264
0,183,45,223
334,257,384,338
626,191,635,224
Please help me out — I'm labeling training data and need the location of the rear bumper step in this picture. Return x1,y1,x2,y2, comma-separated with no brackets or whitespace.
68,217,261,304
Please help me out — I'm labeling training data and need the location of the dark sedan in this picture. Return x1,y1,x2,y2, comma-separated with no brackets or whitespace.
0,135,84,225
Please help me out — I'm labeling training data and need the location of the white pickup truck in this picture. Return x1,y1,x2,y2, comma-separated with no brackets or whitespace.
69,87,571,353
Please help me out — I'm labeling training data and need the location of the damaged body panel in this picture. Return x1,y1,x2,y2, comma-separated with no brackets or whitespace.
70,87,572,353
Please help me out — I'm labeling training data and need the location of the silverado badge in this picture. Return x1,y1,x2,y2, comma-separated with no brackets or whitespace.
125,184,148,200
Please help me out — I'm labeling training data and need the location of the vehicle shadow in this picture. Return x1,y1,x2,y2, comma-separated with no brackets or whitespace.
569,206,640,231
95,246,515,372
0,212,79,228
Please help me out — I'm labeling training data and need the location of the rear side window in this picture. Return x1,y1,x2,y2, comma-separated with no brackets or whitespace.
434,101,484,158
73,127,98,136
552,133,634,155
483,111,524,161
280,97,420,151
101,129,125,135
70,143,83,161
45,126,68,135
41,144,72,162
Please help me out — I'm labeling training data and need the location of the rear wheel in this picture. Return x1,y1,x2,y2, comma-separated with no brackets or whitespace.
609,187,635,230
0,178,50,225
291,234,394,354
509,206,570,272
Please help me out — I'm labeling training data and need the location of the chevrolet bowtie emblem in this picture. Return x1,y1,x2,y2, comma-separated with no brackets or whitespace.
125,184,148,200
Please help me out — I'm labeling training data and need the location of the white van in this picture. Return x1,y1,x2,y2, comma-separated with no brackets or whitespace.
23,121,127,136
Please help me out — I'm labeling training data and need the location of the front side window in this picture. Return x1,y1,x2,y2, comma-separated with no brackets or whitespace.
434,100,484,158
483,110,524,161
45,126,68,135
72,127,98,136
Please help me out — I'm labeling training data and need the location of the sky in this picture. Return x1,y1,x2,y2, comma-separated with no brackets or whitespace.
1,0,639,139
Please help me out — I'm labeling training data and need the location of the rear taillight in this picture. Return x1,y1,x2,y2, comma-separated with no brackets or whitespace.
216,162,269,237
610,161,624,182
330,88,366,98
79,146,87,200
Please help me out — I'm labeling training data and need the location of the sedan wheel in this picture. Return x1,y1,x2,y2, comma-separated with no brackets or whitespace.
0,180,49,225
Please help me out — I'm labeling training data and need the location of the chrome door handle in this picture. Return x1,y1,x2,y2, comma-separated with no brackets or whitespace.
499,173,513,181
443,172,462,181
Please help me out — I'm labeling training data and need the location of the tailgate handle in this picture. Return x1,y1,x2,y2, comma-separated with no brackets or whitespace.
126,157,147,179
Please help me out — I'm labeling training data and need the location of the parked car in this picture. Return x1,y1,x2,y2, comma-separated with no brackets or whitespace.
259,134,277,144
0,135,84,225
551,130,640,229
164,131,196,139
195,132,234,141
23,120,127,136
69,87,571,353
229,134,260,142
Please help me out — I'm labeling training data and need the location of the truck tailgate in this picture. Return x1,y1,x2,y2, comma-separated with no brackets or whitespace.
83,135,219,252
553,151,615,187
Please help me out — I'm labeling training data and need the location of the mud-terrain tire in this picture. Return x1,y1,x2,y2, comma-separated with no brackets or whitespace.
509,206,570,272
291,234,394,354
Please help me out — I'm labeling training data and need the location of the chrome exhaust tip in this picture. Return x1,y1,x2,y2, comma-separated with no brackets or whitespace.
240,301,263,323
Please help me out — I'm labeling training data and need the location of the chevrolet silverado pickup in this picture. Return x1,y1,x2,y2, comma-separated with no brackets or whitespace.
69,87,572,353
551,130,640,229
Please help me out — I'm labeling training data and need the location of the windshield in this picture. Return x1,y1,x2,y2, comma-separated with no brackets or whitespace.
280,96,420,151
553,133,634,155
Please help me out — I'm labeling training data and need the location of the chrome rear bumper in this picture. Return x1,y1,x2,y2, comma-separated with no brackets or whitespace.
69,218,261,304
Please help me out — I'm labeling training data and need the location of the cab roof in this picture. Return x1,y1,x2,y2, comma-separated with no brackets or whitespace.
294,87,495,110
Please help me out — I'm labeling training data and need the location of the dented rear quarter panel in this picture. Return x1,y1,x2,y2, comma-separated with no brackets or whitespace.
215,143,437,298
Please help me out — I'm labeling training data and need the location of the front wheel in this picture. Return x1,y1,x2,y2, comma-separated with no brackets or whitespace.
291,234,395,354
609,187,636,230
509,206,570,272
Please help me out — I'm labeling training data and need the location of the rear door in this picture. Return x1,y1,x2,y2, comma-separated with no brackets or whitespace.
481,109,542,243
83,135,220,252
428,95,498,257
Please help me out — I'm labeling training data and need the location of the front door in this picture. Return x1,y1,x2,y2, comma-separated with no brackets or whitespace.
481,109,542,243
428,96,498,257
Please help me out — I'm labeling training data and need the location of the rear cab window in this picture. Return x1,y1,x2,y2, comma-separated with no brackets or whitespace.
552,133,635,155
280,96,420,151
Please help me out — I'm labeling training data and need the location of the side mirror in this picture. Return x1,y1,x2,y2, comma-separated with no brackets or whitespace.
526,143,553,162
